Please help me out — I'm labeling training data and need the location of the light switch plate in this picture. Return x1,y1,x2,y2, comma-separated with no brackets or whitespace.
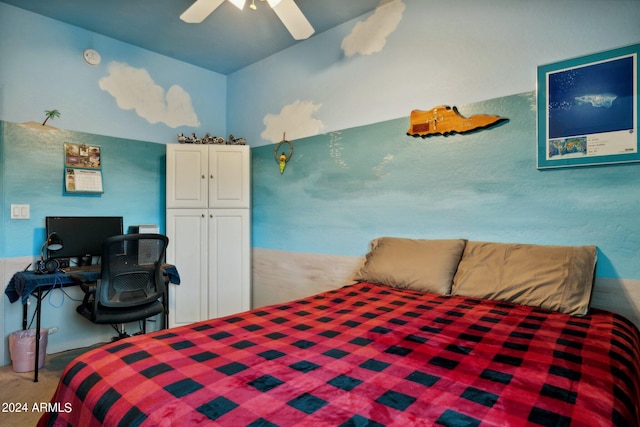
10,204,30,219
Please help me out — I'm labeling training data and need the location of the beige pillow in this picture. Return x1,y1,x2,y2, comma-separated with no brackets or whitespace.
354,237,467,294
451,241,597,316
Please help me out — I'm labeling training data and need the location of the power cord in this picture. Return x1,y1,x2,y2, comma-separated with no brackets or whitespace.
46,274,65,308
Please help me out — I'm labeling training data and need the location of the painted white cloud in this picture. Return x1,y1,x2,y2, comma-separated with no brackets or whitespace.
261,100,324,143
341,0,405,57
99,62,200,128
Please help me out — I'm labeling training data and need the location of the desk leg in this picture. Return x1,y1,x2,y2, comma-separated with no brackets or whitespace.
22,304,28,330
34,288,42,383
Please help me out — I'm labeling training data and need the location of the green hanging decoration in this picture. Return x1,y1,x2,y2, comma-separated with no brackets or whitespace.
274,133,293,175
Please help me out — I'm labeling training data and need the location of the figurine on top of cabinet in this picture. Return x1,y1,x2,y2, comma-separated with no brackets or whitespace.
178,132,242,144
227,134,247,145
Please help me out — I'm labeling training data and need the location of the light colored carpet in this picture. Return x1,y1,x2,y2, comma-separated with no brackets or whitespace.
0,344,103,427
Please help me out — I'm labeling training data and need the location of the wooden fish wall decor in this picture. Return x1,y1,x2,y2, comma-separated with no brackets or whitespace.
407,105,507,137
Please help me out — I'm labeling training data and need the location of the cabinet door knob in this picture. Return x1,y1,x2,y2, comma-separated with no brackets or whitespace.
202,175,205,179
210,174,214,179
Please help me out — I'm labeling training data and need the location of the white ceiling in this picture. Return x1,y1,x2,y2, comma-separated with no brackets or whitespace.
1,0,381,75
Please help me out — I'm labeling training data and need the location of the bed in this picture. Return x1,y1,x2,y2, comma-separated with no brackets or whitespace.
39,238,640,426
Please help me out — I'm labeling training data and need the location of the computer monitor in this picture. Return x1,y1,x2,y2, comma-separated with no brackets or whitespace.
45,216,123,264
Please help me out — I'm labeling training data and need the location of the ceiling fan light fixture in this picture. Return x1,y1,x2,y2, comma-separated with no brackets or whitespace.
228,0,246,10
270,0,314,40
180,0,226,23
180,0,314,40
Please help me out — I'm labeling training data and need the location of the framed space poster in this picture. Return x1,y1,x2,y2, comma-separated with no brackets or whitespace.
537,43,639,169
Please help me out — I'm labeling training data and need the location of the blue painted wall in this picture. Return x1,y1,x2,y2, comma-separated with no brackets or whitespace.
1,0,639,363
252,92,640,280
0,3,226,144
228,0,640,148
1,121,166,258
0,121,168,360
0,3,227,361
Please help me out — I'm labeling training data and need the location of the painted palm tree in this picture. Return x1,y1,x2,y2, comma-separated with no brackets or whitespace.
42,109,60,126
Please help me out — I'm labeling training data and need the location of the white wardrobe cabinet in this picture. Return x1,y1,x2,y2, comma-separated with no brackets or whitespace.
167,144,250,209
166,144,251,327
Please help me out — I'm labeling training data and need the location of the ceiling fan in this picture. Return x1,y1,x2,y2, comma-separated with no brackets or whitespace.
181,0,315,40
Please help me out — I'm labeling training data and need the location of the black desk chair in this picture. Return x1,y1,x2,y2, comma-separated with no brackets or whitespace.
74,234,169,340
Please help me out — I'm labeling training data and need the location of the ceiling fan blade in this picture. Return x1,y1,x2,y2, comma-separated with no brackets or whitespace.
180,0,226,23
271,0,315,40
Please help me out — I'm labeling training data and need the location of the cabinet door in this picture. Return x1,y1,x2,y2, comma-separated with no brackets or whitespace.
166,209,208,327
208,209,251,318
209,145,250,209
166,145,208,208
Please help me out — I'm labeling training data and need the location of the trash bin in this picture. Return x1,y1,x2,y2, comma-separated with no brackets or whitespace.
9,329,48,373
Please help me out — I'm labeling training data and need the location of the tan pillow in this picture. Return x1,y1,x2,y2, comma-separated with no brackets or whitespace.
354,237,467,294
451,241,597,315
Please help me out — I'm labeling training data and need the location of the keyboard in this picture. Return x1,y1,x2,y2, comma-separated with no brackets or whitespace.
63,264,101,273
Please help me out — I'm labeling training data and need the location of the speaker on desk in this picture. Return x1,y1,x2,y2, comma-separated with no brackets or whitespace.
128,225,161,265
36,258,60,274
36,232,65,274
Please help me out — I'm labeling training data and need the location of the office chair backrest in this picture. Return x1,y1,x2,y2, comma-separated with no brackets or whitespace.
98,234,169,309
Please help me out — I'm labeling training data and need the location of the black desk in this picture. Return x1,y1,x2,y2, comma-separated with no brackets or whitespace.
5,266,180,382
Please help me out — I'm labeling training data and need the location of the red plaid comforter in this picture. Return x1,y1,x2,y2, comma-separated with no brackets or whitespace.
39,282,640,426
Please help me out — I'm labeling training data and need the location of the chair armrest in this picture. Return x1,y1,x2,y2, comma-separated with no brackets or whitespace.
69,273,90,284
69,274,96,295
